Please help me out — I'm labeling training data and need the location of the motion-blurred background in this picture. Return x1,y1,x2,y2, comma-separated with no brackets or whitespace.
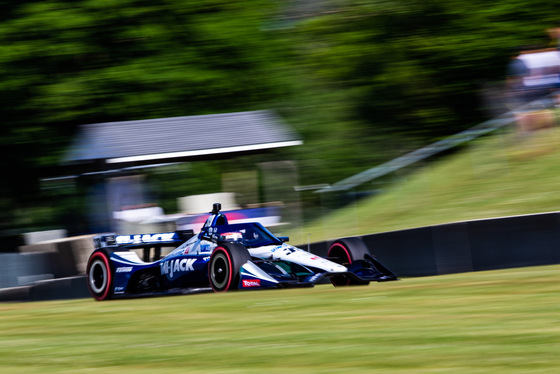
1,0,559,249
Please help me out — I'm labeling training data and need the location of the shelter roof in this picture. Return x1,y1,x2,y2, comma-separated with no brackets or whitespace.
65,110,302,170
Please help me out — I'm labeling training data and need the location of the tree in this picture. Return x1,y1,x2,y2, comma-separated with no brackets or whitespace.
289,0,557,146
0,0,558,231
0,0,290,207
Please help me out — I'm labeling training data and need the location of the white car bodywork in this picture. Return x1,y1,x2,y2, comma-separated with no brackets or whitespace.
169,235,347,274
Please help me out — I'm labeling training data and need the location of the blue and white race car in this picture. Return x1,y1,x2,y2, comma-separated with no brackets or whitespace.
86,203,397,300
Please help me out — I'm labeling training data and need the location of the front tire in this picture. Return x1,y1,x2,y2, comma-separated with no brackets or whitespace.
209,243,251,292
328,237,370,286
86,250,114,300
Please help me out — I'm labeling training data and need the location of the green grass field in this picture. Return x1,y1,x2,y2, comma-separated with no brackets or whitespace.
3,125,560,373
1,265,558,373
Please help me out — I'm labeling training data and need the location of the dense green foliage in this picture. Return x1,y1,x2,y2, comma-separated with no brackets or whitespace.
0,1,285,196
287,0,557,182
0,0,558,232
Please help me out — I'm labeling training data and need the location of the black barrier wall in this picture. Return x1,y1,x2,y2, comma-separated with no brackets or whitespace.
305,211,560,277
2,211,560,302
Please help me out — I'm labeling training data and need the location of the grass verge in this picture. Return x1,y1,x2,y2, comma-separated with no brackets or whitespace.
1,264,558,373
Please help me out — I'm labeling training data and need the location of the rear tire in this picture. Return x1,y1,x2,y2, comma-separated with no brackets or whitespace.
209,243,251,292
328,237,370,286
86,250,114,300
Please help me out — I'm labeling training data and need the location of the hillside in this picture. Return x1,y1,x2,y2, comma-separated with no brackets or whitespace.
286,122,560,244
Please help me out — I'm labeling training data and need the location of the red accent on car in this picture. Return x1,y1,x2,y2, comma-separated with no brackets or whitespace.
242,279,261,288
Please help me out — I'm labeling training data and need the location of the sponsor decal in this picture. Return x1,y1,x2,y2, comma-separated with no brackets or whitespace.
183,243,212,255
116,233,176,245
200,244,212,252
116,266,133,273
283,246,296,255
242,279,261,288
182,245,193,255
160,258,196,279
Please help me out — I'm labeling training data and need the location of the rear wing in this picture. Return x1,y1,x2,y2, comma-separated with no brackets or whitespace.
93,230,195,250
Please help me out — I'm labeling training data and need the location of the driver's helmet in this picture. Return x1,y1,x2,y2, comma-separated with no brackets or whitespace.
220,232,243,242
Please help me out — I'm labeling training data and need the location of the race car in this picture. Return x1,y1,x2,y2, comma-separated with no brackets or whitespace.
86,203,397,300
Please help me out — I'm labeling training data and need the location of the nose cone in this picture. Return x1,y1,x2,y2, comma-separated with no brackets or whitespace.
329,263,348,273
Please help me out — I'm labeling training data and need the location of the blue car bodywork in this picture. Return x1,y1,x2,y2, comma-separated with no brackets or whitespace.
86,204,397,300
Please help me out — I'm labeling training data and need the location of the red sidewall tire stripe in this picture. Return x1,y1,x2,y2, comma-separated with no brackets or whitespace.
87,252,112,301
210,247,234,292
328,243,353,264
328,243,352,286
